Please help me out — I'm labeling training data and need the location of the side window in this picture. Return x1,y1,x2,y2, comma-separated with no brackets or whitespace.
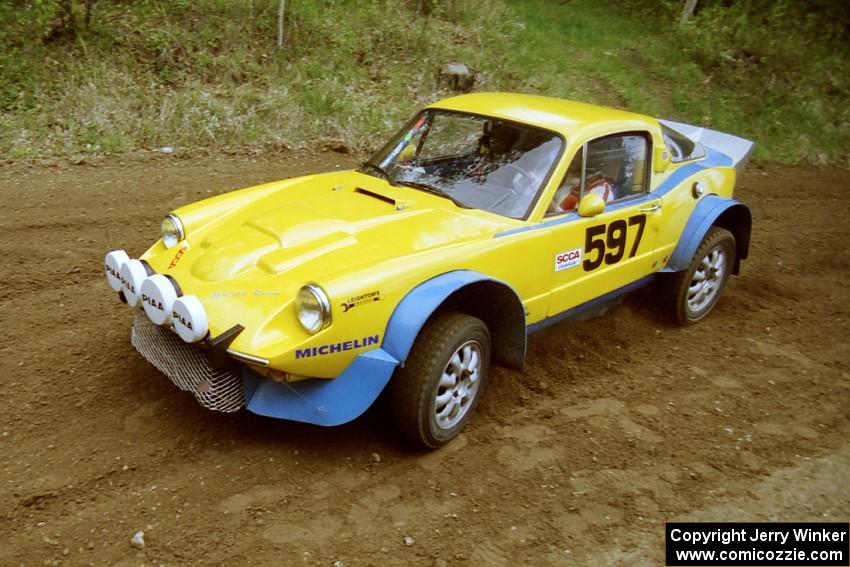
547,147,583,216
661,124,706,163
547,133,649,215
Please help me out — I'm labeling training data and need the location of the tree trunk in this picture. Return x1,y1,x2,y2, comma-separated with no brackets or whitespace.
680,0,698,25
60,0,75,29
44,0,77,43
84,0,95,28
277,0,286,49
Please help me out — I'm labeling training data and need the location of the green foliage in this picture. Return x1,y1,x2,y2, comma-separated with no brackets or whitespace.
502,0,849,165
0,0,847,165
0,0,520,157
670,0,850,163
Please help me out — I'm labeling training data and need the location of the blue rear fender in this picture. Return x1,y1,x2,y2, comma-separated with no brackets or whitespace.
663,195,752,274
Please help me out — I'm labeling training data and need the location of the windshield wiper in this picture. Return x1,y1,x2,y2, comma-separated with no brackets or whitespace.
360,161,394,184
396,180,470,209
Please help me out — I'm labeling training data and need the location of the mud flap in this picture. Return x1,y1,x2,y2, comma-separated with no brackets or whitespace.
242,348,398,426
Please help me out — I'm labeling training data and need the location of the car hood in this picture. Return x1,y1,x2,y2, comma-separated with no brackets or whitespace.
158,171,512,286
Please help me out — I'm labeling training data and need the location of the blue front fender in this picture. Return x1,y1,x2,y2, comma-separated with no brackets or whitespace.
241,270,523,426
382,270,525,365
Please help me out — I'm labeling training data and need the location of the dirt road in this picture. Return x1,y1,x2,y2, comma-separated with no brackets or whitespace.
1,152,848,566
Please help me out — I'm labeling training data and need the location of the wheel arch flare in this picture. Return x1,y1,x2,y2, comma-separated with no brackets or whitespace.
382,270,527,371
662,196,752,275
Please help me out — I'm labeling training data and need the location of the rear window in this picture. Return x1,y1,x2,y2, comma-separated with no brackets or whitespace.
661,124,706,163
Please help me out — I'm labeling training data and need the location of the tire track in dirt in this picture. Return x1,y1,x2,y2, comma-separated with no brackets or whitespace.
1,154,848,566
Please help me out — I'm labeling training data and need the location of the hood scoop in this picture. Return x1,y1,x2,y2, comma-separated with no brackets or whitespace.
354,187,396,206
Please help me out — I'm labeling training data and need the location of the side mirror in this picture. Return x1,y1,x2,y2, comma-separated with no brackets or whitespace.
578,193,605,217
654,145,672,173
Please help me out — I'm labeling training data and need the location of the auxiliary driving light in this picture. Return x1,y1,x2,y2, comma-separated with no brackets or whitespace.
119,259,148,307
104,250,130,292
140,274,179,326
171,295,209,343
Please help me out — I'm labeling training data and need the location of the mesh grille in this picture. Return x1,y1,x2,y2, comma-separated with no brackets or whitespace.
130,311,245,413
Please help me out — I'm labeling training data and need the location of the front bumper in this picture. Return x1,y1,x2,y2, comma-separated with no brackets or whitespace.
131,311,245,412
130,311,399,426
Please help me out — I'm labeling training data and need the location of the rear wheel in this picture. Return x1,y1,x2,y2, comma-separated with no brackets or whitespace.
661,226,736,324
390,311,491,448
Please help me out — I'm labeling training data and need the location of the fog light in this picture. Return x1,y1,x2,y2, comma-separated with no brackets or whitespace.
119,259,148,307
171,295,209,343
140,274,179,325
105,250,130,292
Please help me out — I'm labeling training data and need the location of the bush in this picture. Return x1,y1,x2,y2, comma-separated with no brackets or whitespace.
0,0,523,157
1,0,848,165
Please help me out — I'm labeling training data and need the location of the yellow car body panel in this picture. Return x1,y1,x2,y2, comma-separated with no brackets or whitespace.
139,95,745,377
111,93,753,425
142,169,548,377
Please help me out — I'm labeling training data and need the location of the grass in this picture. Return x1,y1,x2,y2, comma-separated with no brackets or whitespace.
501,0,850,165
0,0,848,166
0,0,519,157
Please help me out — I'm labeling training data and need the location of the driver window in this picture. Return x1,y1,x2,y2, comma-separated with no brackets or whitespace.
547,133,649,216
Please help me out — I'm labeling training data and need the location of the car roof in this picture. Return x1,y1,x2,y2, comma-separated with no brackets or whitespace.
428,92,658,139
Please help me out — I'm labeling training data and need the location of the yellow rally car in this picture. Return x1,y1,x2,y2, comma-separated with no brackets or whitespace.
104,93,753,448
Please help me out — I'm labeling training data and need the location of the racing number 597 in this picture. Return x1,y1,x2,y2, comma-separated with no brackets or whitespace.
583,214,647,271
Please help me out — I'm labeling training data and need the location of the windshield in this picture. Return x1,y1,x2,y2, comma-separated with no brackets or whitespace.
364,110,563,219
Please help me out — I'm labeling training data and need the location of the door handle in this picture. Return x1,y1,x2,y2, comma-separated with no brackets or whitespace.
639,203,661,213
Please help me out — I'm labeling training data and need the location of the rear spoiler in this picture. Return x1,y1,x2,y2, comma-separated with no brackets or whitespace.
659,119,755,176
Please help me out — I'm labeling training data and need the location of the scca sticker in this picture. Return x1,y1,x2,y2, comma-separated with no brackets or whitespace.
555,248,582,272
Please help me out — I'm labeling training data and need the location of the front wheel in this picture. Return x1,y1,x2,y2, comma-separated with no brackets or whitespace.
661,226,736,324
390,311,491,448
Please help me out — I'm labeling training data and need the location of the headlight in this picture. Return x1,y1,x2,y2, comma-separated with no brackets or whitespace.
161,214,185,249
295,284,331,334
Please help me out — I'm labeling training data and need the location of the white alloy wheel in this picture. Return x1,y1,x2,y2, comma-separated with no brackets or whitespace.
390,311,491,448
686,245,728,316
433,339,483,430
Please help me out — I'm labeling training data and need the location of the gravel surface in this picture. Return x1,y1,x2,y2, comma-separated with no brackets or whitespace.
1,152,848,566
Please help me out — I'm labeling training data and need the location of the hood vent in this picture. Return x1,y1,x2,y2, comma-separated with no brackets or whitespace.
354,187,396,206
